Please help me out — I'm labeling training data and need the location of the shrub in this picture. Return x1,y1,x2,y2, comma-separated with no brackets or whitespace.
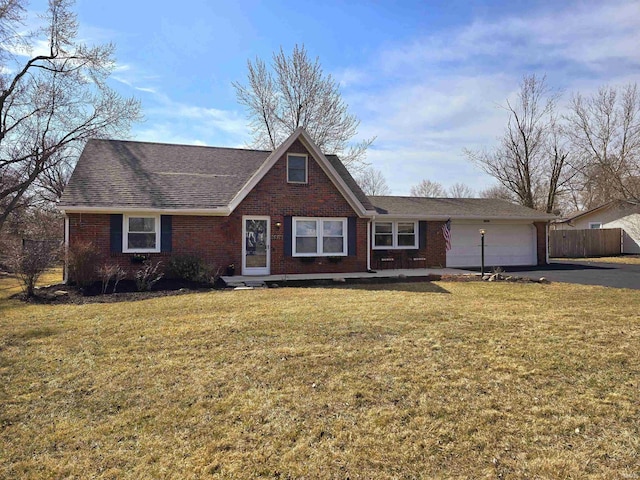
10,240,59,298
68,241,101,288
166,254,207,282
97,263,127,294
135,260,163,291
166,255,221,285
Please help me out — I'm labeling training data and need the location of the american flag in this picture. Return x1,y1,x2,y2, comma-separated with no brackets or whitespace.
442,219,452,251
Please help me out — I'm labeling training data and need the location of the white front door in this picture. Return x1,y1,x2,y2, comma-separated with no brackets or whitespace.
242,216,270,275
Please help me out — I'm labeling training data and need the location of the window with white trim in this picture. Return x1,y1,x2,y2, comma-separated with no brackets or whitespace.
293,217,347,256
589,222,602,229
287,154,308,183
123,215,160,252
373,221,418,249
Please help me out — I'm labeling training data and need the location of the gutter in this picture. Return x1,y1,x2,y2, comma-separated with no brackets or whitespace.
58,206,232,216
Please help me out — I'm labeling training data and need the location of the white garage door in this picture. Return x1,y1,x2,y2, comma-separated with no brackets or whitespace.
446,223,537,268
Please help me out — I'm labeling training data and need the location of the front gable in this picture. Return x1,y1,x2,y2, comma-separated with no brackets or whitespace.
228,128,374,217
236,139,361,218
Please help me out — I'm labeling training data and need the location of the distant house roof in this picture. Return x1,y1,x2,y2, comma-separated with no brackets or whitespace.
554,199,640,224
59,130,374,214
368,196,556,221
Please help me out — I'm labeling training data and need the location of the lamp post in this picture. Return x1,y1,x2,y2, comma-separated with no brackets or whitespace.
479,229,486,278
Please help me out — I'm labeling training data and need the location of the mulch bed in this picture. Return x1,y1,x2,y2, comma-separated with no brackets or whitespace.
11,273,545,305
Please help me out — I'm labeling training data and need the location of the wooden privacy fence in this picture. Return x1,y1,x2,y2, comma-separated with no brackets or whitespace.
550,228,622,258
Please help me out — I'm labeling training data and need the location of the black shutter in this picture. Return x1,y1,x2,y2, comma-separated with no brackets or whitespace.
284,216,292,256
419,221,427,249
110,214,123,253
161,215,172,252
348,217,357,256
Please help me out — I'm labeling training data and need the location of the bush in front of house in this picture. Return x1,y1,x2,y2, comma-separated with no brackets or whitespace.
67,241,102,288
135,260,163,291
166,254,221,285
97,263,127,294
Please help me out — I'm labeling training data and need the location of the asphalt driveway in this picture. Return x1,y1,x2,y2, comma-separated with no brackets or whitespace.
467,260,640,290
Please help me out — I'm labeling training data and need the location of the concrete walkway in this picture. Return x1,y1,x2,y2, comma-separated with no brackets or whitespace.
221,267,474,285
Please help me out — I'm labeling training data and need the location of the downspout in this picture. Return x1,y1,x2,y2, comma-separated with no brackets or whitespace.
366,218,371,271
367,216,375,272
63,214,70,284
545,222,550,264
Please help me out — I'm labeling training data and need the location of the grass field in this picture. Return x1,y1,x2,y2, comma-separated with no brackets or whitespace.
1,272,639,478
558,255,640,265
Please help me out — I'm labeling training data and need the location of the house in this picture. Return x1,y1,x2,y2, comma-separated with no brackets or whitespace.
552,200,640,254
58,128,553,279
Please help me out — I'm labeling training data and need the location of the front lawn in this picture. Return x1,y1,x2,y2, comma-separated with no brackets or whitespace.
1,277,638,478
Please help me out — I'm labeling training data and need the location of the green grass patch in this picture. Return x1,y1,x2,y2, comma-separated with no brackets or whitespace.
1,277,638,478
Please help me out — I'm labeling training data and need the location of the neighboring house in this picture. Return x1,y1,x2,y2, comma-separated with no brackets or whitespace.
553,200,640,254
58,128,553,279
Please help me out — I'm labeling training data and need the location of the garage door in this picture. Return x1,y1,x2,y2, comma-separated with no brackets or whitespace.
446,223,537,268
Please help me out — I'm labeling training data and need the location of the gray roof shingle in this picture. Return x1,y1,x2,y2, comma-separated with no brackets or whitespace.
368,196,556,220
59,139,372,211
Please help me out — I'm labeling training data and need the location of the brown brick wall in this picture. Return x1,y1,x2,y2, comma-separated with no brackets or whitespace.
370,220,447,270
534,221,548,265
67,139,369,278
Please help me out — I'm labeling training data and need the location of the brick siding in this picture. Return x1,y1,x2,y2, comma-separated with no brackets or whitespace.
67,140,369,278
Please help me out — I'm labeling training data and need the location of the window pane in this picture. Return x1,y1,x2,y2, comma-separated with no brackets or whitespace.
296,220,317,236
323,237,344,253
397,234,416,246
397,222,415,234
288,156,306,182
128,232,156,249
375,222,392,234
129,217,155,232
375,234,393,247
323,220,343,236
296,237,317,254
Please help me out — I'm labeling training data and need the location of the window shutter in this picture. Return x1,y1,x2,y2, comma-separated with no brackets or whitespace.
348,217,357,256
161,215,172,252
419,221,427,249
110,214,123,253
284,216,292,256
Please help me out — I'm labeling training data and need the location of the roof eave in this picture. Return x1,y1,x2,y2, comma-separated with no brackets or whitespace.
58,205,232,216
372,213,554,221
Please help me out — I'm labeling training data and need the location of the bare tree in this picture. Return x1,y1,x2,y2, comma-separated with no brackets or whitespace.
478,184,515,201
448,182,475,198
565,83,640,208
355,167,391,196
233,44,373,169
0,0,142,232
410,179,446,197
465,74,572,213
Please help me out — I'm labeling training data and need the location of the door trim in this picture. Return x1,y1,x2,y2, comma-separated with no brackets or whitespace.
242,216,270,275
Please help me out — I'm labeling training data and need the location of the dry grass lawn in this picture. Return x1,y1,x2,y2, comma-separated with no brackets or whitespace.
559,255,640,265
1,273,639,479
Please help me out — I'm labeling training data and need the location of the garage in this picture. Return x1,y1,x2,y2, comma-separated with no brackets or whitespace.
447,221,538,268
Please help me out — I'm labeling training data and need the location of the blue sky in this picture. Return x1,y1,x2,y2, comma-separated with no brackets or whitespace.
29,0,640,194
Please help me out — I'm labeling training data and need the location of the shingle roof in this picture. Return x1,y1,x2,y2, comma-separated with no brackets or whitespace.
368,196,556,220
554,199,640,223
59,139,372,211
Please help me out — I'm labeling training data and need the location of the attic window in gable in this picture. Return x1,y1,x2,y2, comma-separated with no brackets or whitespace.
287,154,308,184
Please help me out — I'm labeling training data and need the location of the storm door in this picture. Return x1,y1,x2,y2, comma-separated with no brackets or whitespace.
242,216,270,275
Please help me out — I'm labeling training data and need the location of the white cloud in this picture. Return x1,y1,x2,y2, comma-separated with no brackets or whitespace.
343,0,640,194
